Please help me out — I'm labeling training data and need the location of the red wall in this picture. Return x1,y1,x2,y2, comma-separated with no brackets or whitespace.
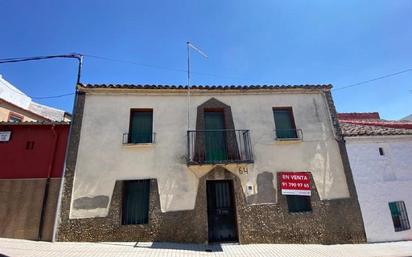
0,124,69,179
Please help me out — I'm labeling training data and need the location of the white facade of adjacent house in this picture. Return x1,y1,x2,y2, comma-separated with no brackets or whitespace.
346,135,412,242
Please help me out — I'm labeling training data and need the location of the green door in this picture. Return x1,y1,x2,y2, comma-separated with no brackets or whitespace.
204,111,227,162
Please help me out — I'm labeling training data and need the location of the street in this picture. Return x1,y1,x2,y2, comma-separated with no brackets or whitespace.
0,238,411,257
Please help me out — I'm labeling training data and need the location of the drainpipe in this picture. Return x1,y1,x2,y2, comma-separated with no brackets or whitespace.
38,124,59,241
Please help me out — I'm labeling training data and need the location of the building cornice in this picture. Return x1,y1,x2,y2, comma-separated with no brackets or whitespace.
77,84,331,95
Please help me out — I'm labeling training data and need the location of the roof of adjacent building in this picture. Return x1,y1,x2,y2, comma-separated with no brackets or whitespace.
0,75,70,122
401,114,412,121
337,112,380,120
78,83,333,91
338,112,412,137
0,121,70,126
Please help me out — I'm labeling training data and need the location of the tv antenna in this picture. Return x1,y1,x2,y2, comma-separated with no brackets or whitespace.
187,42,208,130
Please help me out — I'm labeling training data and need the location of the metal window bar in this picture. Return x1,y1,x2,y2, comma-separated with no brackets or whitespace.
187,129,254,165
389,201,411,232
122,132,156,144
274,129,303,141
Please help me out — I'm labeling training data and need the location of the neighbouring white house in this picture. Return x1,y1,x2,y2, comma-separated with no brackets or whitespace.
339,112,412,242
0,74,71,122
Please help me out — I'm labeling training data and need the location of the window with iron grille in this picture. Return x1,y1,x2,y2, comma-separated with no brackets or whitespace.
129,109,153,143
286,195,311,213
273,107,298,139
122,180,150,225
389,201,410,232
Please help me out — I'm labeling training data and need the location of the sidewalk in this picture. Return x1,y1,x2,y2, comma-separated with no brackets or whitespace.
0,238,411,257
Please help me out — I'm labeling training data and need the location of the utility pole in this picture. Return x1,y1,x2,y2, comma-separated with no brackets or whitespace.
0,53,83,241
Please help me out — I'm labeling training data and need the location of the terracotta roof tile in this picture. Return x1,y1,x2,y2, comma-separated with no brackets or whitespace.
337,112,380,120
78,83,332,90
0,121,70,126
340,122,412,136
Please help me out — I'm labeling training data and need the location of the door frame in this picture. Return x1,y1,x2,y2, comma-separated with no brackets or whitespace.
206,179,239,243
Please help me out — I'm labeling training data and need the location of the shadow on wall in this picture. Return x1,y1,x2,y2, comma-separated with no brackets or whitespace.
246,171,277,205
134,242,223,252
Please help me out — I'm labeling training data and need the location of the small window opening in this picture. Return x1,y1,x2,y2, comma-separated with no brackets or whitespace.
379,147,384,156
25,141,35,150
389,201,410,232
122,180,150,225
286,195,312,213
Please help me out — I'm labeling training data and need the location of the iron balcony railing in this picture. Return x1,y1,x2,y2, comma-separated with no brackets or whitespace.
187,129,254,165
123,132,156,144
274,129,303,141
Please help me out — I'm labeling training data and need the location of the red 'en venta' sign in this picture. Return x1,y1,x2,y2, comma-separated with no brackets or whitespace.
280,172,311,196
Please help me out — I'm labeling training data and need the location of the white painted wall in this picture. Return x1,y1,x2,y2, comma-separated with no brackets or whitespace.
0,75,66,121
346,136,412,242
0,75,31,109
70,90,350,218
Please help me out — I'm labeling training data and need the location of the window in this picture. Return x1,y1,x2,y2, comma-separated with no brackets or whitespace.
8,112,23,123
25,141,35,150
129,109,153,144
273,107,298,139
379,147,384,156
286,195,311,213
122,180,150,225
389,201,410,232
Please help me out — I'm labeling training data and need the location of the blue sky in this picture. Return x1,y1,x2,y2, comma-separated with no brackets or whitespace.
1,1,411,119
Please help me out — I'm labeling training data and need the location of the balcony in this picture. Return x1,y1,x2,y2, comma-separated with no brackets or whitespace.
122,132,156,145
274,129,303,141
187,129,254,165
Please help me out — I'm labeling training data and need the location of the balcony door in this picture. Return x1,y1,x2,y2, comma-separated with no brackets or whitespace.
129,109,153,143
204,111,227,162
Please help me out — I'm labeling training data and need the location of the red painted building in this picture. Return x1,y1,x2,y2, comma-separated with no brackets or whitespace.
0,121,70,241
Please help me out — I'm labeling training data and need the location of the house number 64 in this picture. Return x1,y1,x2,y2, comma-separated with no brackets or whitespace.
239,167,248,175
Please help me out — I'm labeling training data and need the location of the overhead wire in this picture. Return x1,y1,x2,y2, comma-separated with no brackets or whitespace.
1,53,412,98
0,54,81,99
83,54,254,81
333,68,412,91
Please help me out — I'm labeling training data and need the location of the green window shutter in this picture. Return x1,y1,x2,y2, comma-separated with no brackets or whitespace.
122,180,150,225
286,195,311,213
273,109,297,139
130,110,153,143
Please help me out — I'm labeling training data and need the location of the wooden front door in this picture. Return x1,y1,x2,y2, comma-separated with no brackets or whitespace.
206,180,238,242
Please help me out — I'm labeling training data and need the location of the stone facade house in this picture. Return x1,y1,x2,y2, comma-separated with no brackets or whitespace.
56,84,366,244
339,112,412,242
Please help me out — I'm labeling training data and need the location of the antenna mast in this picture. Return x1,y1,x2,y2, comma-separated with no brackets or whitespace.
186,42,208,130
